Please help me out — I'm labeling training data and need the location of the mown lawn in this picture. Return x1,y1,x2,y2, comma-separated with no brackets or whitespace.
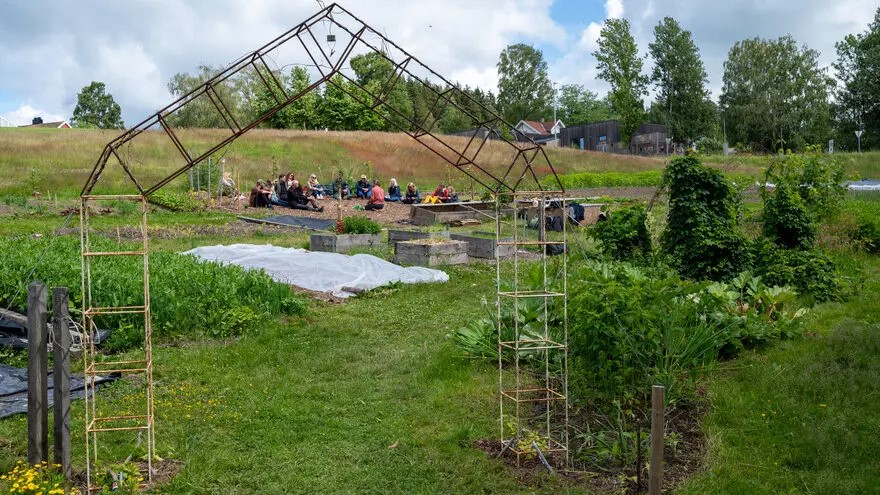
678,254,880,494
0,257,568,494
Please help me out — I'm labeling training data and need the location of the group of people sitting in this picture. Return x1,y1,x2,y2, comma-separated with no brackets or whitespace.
249,172,461,212
249,172,326,211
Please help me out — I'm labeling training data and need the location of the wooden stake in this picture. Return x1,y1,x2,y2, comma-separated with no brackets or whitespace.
52,288,71,479
649,385,665,495
27,281,48,465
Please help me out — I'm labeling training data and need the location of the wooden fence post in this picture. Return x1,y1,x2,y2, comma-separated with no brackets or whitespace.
52,287,71,478
27,281,48,465
649,385,665,495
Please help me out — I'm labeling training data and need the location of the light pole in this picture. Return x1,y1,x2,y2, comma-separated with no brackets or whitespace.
856,128,863,153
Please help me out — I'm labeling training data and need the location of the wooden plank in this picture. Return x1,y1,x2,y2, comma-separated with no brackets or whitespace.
27,281,48,465
650,385,665,495
52,288,71,479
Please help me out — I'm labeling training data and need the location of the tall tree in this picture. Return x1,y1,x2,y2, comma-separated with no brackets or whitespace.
350,52,414,131
496,43,553,123
833,7,880,150
648,17,715,144
254,66,318,130
166,65,250,128
556,84,613,125
593,18,648,144
71,81,124,129
720,36,832,151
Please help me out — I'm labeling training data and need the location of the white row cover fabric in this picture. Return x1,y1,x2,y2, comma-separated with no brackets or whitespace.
183,244,449,298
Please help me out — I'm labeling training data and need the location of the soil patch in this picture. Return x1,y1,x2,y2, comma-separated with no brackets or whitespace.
475,401,707,494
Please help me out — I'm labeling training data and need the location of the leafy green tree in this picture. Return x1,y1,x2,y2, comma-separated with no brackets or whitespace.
833,7,880,150
648,17,715,144
253,66,319,129
166,65,251,128
71,81,124,129
315,75,384,131
720,36,832,152
594,18,648,144
556,84,613,125
350,52,413,131
496,43,553,123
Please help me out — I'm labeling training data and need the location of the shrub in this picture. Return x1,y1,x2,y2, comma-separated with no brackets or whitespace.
751,239,843,303
591,205,652,261
762,182,816,249
855,219,880,253
661,154,750,281
149,190,205,212
341,216,381,234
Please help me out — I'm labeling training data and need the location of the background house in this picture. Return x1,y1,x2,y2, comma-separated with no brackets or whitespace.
19,117,72,129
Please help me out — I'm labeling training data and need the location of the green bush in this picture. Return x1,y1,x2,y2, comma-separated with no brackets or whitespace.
149,190,205,212
762,182,816,249
341,216,381,234
0,236,306,349
591,205,652,260
661,154,750,281
751,239,843,303
855,219,880,253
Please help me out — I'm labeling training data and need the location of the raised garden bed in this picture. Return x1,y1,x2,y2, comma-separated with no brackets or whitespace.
393,239,468,267
387,228,450,247
450,232,515,259
408,201,497,226
310,233,382,253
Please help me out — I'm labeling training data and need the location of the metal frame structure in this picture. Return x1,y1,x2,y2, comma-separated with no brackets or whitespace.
79,2,569,487
496,191,568,465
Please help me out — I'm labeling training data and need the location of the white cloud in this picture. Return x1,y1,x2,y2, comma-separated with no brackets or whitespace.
606,0,625,19
1,105,65,126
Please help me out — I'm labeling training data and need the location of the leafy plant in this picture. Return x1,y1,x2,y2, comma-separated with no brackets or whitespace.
149,190,205,212
591,205,652,260
0,236,306,350
340,216,381,234
751,239,843,303
96,462,142,494
661,154,750,281
855,219,880,253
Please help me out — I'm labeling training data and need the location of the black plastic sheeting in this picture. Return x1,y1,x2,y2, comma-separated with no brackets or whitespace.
0,314,110,350
0,364,116,419
240,215,334,231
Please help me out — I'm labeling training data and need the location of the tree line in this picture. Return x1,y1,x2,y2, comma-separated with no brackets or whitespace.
72,8,879,153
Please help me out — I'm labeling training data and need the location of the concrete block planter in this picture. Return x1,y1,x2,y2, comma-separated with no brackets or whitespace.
310,233,381,253
394,239,468,267
450,232,515,259
387,229,450,247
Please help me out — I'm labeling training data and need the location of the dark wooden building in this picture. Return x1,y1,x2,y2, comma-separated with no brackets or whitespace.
560,120,668,154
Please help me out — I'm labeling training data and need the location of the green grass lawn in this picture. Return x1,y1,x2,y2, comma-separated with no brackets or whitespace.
0,258,569,494
678,254,880,494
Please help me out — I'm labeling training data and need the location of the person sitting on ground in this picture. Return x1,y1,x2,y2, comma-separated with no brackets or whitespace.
219,172,237,197
385,178,401,202
356,174,372,199
249,180,272,208
307,174,326,199
286,180,324,212
271,174,289,207
365,179,385,211
402,182,420,204
444,186,460,203
422,182,449,204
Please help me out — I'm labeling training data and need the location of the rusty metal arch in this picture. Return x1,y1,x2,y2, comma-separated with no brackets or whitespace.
81,2,564,197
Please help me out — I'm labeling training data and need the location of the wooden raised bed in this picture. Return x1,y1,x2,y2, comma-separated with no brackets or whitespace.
408,201,497,226
393,239,468,267
450,232,515,259
310,233,382,253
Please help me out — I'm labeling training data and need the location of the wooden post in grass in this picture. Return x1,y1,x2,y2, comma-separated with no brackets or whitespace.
52,287,71,479
649,385,665,495
27,281,48,465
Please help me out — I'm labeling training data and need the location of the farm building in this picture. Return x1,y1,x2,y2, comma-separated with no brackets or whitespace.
560,120,668,154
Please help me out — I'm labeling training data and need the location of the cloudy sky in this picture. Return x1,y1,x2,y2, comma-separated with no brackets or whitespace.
0,0,876,126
